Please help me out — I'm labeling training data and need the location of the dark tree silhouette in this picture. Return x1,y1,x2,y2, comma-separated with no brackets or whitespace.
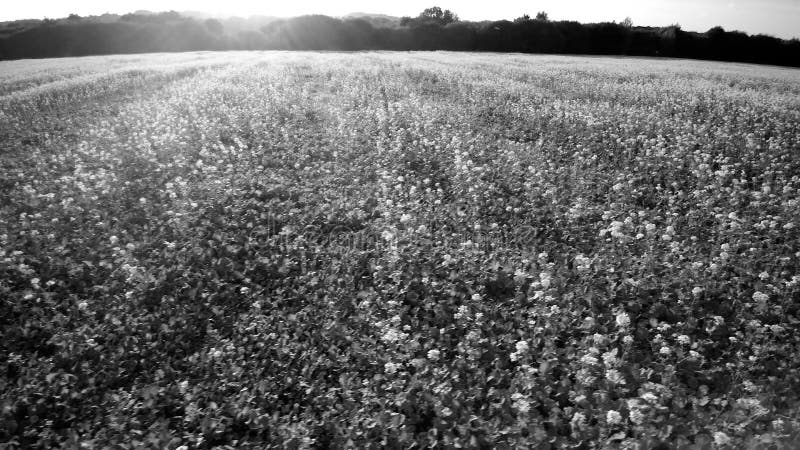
402,6,459,27
1,9,798,68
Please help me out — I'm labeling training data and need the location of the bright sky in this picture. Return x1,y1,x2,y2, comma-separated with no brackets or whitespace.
2,0,798,39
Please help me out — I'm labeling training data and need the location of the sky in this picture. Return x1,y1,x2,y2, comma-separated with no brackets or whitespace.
2,0,798,40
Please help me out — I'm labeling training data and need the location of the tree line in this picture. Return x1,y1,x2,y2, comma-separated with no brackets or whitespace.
1,8,798,67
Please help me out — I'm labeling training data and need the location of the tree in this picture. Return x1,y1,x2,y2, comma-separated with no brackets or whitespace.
622,17,633,28
442,9,459,25
421,7,444,21
707,26,725,37
514,14,531,23
422,7,459,25
535,11,549,21
403,6,459,27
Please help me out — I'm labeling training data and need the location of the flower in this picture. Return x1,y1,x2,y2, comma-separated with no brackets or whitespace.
381,328,406,343
384,362,399,374
580,354,599,365
427,349,441,361
602,349,619,367
539,272,552,289
575,254,591,271
607,410,622,425
629,408,645,425
713,431,731,446
515,340,530,354
770,324,785,333
571,412,587,431
511,393,531,413
641,392,658,403
410,358,425,368
615,311,631,328
606,369,626,384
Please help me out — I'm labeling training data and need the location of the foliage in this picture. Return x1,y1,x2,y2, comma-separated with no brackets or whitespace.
401,7,459,27
622,17,634,29
1,52,800,448
0,9,799,68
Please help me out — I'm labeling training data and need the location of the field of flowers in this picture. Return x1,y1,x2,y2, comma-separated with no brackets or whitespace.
1,51,800,448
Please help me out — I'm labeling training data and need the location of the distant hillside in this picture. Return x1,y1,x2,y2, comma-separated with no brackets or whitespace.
0,9,797,67
0,19,40,38
344,12,402,28
0,14,120,37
